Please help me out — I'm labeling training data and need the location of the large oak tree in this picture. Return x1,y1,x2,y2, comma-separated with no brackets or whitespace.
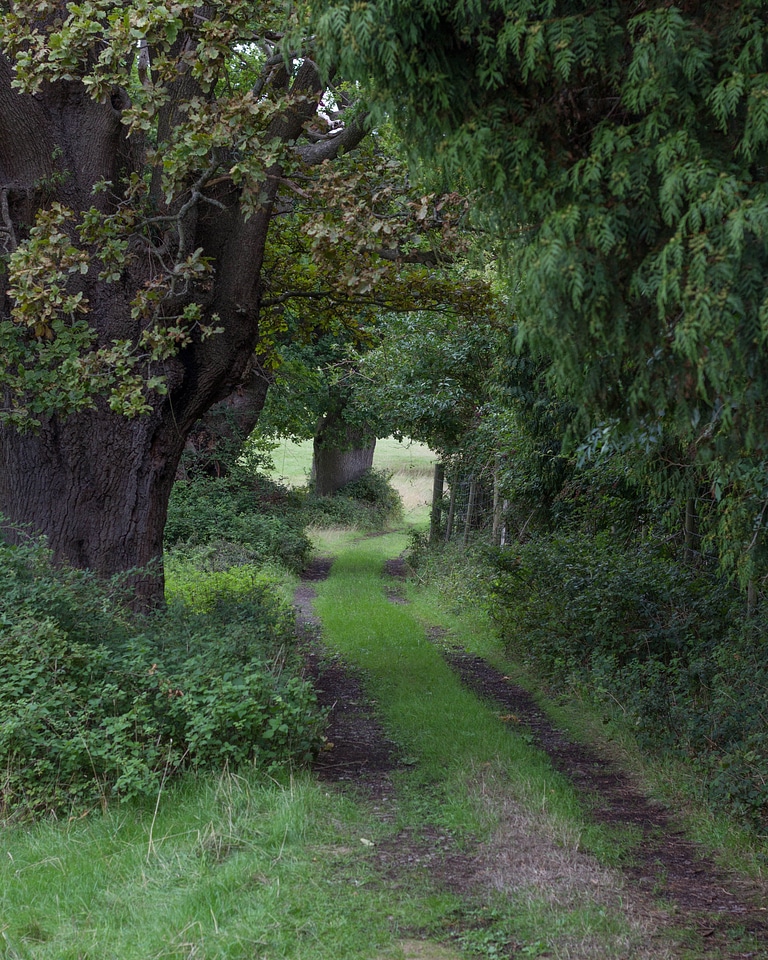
0,0,480,603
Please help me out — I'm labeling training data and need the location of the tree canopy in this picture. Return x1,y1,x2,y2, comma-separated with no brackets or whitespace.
318,0,768,576
0,0,487,600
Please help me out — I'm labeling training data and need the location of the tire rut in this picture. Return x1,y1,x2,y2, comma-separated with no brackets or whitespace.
295,553,768,957
444,650,768,958
297,555,477,913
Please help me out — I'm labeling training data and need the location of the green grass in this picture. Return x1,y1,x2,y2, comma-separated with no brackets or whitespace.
405,544,768,890
269,436,436,527
0,771,456,960
269,437,434,486
1,526,709,960
311,534,663,958
314,535,623,848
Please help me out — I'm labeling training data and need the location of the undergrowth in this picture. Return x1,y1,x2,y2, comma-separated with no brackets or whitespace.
485,534,768,831
0,525,323,819
406,528,768,832
0,458,403,819
165,469,312,572
300,467,404,529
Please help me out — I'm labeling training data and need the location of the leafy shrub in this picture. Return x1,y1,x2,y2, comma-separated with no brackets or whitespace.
302,468,403,529
488,533,768,828
165,557,297,610
166,474,310,571
342,467,400,507
0,532,325,818
407,531,492,612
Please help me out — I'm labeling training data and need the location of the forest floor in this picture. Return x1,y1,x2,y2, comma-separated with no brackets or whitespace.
296,553,768,960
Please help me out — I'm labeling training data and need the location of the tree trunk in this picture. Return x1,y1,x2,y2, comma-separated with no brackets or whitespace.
463,477,477,547
313,427,376,496
684,497,699,565
492,456,503,546
182,361,273,477
0,404,184,607
444,465,458,543
0,45,355,606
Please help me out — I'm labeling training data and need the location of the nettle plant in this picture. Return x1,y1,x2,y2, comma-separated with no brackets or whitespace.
0,0,489,605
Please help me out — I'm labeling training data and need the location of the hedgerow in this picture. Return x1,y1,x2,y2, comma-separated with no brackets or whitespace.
165,471,311,572
301,468,403,529
488,534,768,828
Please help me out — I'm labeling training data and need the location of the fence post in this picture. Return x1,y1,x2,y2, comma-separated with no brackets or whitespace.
429,462,445,544
463,477,477,548
445,464,458,542
492,457,503,546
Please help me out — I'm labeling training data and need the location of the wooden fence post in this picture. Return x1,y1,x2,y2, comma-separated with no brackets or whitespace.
429,462,445,544
463,477,477,548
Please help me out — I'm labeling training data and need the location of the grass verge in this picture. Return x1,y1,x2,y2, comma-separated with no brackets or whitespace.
405,555,768,882
0,769,457,960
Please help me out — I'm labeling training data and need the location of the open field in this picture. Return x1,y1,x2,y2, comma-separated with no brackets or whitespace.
268,436,436,525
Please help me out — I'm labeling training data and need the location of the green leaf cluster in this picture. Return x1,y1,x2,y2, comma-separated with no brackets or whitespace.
165,472,312,572
318,0,768,576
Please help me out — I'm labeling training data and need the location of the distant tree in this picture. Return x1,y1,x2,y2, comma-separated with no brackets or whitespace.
354,310,499,457
255,333,376,494
319,0,768,578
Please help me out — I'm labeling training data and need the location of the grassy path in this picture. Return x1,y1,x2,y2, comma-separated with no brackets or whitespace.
310,532,674,960
2,529,764,959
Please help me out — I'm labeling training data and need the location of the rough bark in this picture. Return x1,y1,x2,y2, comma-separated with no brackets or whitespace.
0,404,181,606
183,361,273,478
312,410,376,497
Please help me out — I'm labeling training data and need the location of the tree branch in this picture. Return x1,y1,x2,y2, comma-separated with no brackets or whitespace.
374,246,451,265
295,113,370,164
0,186,17,254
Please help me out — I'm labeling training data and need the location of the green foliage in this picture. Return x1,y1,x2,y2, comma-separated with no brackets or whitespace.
489,533,768,827
0,529,324,817
166,472,311,572
355,311,500,455
302,468,403,528
407,531,493,612
0,1,485,432
340,465,400,507
318,0,768,578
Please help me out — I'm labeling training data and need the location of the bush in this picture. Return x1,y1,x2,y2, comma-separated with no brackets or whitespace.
0,532,325,818
488,533,768,828
166,474,311,571
406,531,492,612
302,468,403,529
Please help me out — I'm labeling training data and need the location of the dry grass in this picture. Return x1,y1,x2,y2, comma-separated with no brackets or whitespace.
466,764,676,960
267,437,436,526
393,940,464,959
391,466,434,524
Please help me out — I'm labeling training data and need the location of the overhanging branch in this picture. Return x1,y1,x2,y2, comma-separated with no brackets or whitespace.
295,113,369,165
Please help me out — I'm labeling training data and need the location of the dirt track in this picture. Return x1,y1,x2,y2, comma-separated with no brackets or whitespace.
298,555,768,959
